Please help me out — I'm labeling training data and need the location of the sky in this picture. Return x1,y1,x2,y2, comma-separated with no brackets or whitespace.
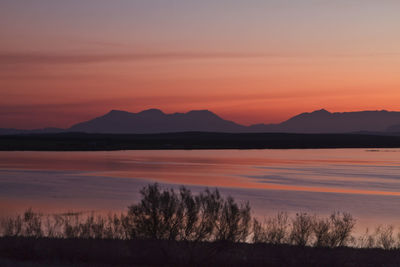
1,0,400,129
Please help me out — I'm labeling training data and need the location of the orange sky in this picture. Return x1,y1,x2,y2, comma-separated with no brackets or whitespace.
1,1,400,129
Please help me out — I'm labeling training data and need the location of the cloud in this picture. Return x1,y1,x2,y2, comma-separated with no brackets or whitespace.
2,50,398,67
0,51,267,65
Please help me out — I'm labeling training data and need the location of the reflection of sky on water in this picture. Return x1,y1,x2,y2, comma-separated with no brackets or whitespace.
247,164,400,192
1,149,400,230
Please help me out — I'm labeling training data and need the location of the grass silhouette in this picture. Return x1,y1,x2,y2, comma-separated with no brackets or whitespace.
1,183,400,266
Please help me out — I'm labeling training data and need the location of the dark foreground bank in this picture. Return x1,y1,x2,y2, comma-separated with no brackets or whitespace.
1,237,400,267
2,132,400,150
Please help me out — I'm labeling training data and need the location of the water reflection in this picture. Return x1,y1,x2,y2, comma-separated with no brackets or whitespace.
1,149,400,229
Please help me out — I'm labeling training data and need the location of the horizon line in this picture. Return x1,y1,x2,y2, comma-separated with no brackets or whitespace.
3,107,400,131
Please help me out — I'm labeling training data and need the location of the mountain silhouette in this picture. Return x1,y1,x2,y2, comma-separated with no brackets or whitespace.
251,109,400,133
68,109,246,133
3,109,400,135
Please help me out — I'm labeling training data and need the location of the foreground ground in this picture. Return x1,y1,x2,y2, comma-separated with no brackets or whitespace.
1,237,400,267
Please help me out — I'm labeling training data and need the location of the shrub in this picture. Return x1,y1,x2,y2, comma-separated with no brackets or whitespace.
23,208,43,238
313,216,331,247
356,228,375,248
0,215,22,237
327,212,355,247
375,225,395,250
289,213,314,246
312,212,356,248
252,212,289,244
0,209,43,238
214,196,251,242
127,183,184,240
126,183,251,242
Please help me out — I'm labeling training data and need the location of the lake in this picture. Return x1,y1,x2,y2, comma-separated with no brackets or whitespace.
1,149,400,231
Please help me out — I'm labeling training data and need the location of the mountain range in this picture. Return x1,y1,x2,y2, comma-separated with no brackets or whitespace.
3,108,400,135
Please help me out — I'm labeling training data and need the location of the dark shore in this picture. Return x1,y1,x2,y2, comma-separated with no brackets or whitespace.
0,237,400,266
1,132,400,151
1,237,400,267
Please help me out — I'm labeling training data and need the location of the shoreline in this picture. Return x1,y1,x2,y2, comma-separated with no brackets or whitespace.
2,132,400,151
1,237,400,266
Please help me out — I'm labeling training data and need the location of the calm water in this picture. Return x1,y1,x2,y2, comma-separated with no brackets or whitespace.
1,149,400,230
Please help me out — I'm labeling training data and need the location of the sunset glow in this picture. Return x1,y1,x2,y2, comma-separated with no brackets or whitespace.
1,1,400,128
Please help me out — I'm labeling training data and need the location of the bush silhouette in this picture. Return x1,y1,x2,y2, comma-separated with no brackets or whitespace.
1,183,397,251
289,213,314,246
253,212,289,244
313,212,355,247
126,183,251,242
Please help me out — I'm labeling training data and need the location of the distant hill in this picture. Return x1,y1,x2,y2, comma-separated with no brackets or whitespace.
69,109,246,133
69,108,400,134
252,109,400,133
3,108,400,134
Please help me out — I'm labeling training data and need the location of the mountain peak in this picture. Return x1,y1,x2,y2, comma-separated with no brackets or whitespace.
312,109,330,114
186,110,220,118
138,108,165,115
187,109,214,114
69,108,243,133
106,109,129,115
67,108,400,134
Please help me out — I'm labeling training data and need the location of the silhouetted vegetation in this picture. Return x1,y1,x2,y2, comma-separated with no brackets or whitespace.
1,183,400,266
